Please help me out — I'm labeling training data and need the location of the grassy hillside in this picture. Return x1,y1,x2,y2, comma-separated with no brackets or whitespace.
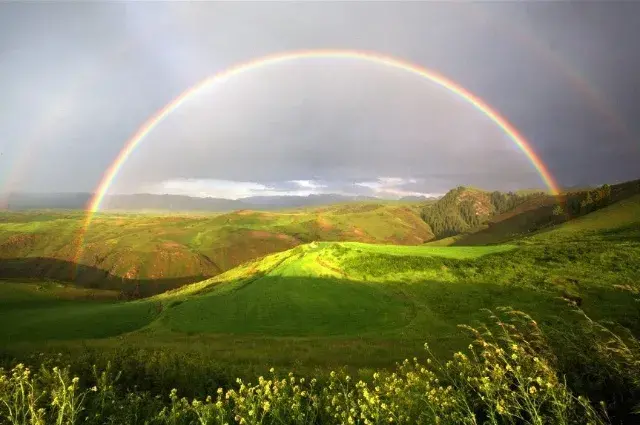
525,193,640,243
419,186,546,239
0,203,433,295
3,192,638,355
0,280,156,342
446,178,640,246
1,194,639,421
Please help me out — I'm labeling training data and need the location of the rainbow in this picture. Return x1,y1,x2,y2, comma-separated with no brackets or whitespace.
74,49,561,267
4,16,635,199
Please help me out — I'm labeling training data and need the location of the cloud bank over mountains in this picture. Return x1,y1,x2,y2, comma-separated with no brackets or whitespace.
143,177,445,200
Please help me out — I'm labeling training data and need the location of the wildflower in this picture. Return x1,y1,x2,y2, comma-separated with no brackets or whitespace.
529,386,537,394
511,353,518,360
270,367,275,373
91,386,97,392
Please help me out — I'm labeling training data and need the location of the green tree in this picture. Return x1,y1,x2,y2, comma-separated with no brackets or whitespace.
552,204,565,216
580,192,594,213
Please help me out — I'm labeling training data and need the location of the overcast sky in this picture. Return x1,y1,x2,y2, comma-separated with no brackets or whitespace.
1,2,639,199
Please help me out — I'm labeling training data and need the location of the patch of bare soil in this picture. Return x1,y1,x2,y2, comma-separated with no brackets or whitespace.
316,217,333,230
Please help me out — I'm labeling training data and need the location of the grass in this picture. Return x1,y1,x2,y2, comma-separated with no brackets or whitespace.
2,307,635,425
526,194,640,243
0,281,158,343
1,192,640,422
336,241,516,258
2,218,637,362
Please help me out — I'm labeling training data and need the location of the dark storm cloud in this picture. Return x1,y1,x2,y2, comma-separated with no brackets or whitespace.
1,2,639,197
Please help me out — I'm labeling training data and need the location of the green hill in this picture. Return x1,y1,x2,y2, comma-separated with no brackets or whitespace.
450,178,640,246
3,188,637,359
419,186,546,239
0,203,434,295
1,192,639,424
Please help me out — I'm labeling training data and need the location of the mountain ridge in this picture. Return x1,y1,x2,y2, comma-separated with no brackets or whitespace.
0,192,440,211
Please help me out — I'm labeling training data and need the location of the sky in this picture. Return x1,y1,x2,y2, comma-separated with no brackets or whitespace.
0,2,639,200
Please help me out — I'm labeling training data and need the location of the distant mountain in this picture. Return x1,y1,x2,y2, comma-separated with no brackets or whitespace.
3,192,92,210
101,194,247,211
241,194,378,209
2,192,385,211
399,195,442,202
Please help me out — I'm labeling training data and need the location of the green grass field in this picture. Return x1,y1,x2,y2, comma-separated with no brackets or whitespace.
2,195,638,361
1,193,639,422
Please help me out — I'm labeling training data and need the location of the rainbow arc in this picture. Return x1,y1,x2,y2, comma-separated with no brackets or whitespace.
74,49,561,269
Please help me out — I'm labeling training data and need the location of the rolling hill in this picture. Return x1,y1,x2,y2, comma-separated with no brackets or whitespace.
419,185,547,239
1,192,638,357
1,189,639,423
0,203,434,295
449,179,640,245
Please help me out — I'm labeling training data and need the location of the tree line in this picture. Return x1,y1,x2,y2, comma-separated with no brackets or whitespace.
421,187,544,239
554,184,612,217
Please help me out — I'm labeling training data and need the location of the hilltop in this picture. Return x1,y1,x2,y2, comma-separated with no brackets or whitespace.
418,178,640,246
419,185,547,239
446,178,640,245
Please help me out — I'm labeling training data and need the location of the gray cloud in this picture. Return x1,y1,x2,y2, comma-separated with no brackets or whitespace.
1,2,639,196
141,177,447,200
109,60,538,194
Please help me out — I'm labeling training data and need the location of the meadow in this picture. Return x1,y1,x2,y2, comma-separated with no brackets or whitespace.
1,193,640,423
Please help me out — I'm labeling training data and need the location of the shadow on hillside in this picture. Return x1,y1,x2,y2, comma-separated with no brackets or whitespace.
0,257,211,299
453,180,640,246
452,200,562,246
597,223,640,241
